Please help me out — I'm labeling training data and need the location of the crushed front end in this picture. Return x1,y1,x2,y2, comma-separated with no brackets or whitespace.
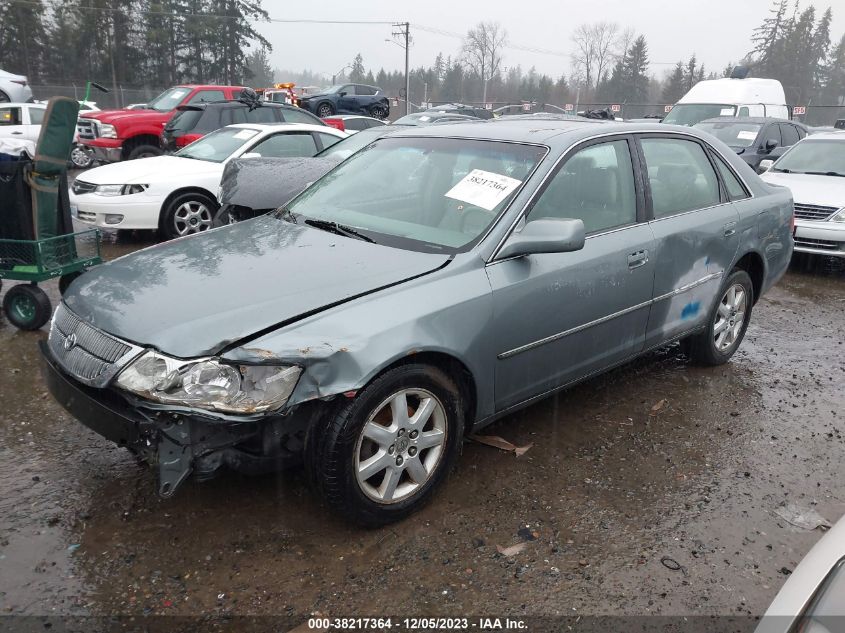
40,303,312,496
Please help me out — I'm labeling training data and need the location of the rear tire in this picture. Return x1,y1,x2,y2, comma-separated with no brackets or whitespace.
369,105,388,119
0,90,9,103
305,363,464,526
686,269,754,366
3,284,52,330
126,144,162,160
160,191,218,240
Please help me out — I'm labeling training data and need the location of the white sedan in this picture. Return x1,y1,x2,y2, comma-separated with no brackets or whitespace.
760,132,845,258
69,123,347,239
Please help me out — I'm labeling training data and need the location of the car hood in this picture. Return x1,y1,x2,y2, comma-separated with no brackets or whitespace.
220,157,341,209
63,215,451,357
76,155,221,185
81,109,164,124
760,171,845,208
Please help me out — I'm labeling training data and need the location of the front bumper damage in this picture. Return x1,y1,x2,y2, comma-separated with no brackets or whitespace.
40,341,313,497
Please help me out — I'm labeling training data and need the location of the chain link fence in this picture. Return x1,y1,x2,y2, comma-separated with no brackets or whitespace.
30,84,168,109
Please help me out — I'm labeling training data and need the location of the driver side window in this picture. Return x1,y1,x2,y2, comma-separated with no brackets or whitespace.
528,139,637,234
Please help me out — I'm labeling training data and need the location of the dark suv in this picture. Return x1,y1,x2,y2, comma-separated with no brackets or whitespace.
298,84,390,119
694,117,808,173
161,101,325,151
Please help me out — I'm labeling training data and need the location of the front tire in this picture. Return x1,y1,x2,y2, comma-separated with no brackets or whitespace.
160,191,218,240
317,102,335,118
3,284,52,330
686,269,754,366
126,144,162,161
305,364,465,526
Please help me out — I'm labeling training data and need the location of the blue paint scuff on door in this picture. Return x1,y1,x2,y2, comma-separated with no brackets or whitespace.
681,301,701,320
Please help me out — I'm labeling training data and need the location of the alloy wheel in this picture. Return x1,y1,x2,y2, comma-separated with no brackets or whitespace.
70,146,93,169
714,283,747,352
354,388,448,504
173,200,213,236
318,104,333,118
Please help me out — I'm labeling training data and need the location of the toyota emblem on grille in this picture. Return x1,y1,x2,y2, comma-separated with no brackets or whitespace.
63,333,77,352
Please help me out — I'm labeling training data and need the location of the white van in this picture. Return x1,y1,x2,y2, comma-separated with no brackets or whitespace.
662,78,790,126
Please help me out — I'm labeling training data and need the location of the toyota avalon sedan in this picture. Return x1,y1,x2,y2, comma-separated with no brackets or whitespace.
43,118,793,525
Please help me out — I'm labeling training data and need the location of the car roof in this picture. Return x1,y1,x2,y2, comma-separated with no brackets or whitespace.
178,100,296,111
225,122,340,134
800,131,845,141
697,116,798,125
387,118,705,147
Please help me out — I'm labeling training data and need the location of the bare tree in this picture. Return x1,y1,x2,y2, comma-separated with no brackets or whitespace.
570,22,622,93
462,21,507,103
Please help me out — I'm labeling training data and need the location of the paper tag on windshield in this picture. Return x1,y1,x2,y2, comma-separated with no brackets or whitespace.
737,130,757,140
233,129,258,140
720,108,735,116
418,115,431,122
445,169,522,211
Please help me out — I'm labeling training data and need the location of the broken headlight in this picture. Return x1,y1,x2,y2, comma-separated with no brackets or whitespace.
115,350,301,414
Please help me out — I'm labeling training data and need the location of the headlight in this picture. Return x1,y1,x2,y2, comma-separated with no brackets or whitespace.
94,184,148,196
100,123,117,139
115,350,301,414
830,208,845,223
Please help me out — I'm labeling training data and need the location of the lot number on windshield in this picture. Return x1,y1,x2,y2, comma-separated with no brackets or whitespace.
445,169,522,211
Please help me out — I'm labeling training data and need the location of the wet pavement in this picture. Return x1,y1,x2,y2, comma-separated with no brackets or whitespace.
1,230,843,625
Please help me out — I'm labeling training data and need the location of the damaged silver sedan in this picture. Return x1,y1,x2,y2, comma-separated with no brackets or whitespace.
42,118,793,525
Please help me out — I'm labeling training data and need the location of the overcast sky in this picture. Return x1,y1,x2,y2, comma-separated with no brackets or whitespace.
255,0,843,82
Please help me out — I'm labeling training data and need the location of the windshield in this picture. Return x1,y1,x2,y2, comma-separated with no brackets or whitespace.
663,104,736,127
695,121,762,147
322,85,345,94
175,127,259,162
146,87,192,112
285,137,546,252
772,140,845,175
317,127,392,161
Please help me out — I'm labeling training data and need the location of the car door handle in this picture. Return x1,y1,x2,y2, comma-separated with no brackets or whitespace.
723,221,737,237
11,131,22,135
627,250,649,269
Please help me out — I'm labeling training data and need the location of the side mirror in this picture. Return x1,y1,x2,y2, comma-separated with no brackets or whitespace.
338,92,347,97
240,152,261,159
757,159,775,173
764,139,779,152
498,218,586,260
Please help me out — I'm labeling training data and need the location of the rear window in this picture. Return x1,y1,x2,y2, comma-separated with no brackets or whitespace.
167,109,204,133
244,107,281,124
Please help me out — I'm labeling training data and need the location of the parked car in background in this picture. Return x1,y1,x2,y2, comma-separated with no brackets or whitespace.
756,512,845,633
216,125,398,224
298,84,389,119
393,112,480,126
694,117,808,173
0,102,45,143
662,75,789,127
77,84,246,162
45,119,792,524
161,100,324,151
0,69,33,103
69,123,346,239
760,133,845,258
425,103,495,120
321,115,387,133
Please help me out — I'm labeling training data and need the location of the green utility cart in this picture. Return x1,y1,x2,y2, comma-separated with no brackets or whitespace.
0,96,103,330
0,230,101,330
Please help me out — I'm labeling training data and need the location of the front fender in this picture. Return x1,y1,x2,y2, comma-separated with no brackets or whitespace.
222,260,497,421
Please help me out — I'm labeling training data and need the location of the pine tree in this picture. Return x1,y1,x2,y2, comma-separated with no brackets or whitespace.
821,33,845,104
662,62,686,103
349,54,366,82
0,0,47,81
622,35,650,102
750,0,789,74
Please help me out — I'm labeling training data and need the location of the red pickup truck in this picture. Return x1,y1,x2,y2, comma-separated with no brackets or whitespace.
77,84,245,162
